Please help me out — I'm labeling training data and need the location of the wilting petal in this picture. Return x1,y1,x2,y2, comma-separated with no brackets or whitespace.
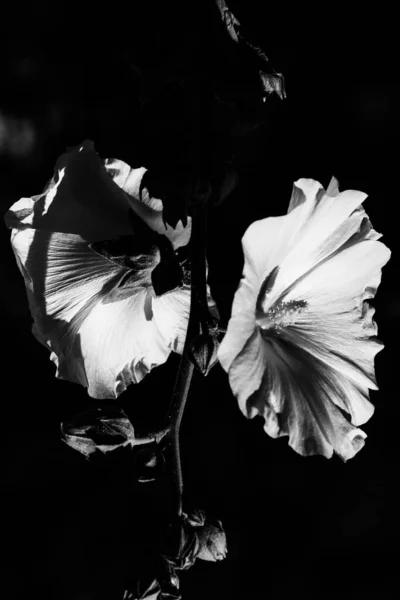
219,178,390,460
10,227,190,399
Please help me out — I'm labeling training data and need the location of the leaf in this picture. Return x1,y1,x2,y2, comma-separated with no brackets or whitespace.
215,0,286,100
61,407,136,458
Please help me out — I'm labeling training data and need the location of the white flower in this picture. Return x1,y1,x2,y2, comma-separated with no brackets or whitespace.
218,177,390,460
5,141,215,399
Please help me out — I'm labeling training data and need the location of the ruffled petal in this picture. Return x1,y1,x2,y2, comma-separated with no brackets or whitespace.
5,141,201,397
10,226,187,398
219,178,390,460
74,289,173,398
231,330,368,460
104,157,192,249
248,185,382,312
5,142,192,248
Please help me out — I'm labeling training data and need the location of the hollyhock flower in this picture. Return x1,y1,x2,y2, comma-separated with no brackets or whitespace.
218,177,390,460
5,141,216,399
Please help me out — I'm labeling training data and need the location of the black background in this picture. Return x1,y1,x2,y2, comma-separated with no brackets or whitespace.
1,2,399,598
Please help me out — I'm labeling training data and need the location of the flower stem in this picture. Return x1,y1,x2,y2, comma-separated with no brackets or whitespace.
165,203,208,515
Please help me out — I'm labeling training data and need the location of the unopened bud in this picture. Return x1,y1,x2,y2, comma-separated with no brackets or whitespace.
196,519,228,563
187,332,219,376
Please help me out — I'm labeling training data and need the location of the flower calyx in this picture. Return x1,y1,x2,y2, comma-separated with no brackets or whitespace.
187,311,221,377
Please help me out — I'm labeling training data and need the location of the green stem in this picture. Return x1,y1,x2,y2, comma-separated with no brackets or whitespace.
165,204,208,515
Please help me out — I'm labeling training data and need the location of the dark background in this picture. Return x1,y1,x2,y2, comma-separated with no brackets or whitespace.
1,2,399,598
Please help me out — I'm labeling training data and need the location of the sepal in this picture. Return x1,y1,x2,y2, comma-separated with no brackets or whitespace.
187,332,219,376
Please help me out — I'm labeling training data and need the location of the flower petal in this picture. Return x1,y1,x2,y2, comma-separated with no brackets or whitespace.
10,226,189,399
75,289,174,399
231,330,369,460
152,288,191,354
244,179,383,306
5,141,192,249
5,141,135,242
151,282,217,356
219,178,390,460
271,238,390,425
104,157,192,249
217,278,257,374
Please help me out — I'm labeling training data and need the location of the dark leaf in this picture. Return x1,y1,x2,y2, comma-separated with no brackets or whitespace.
215,0,286,101
61,407,135,458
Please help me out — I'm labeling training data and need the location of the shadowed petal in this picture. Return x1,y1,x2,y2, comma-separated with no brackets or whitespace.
5,142,192,247
5,141,201,398
271,238,390,425
236,331,368,460
104,157,192,249
5,141,134,242
11,227,189,399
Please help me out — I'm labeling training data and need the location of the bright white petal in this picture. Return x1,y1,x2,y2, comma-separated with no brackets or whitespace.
217,278,257,373
241,215,290,282
10,227,184,399
245,181,383,315
151,282,219,356
286,178,324,213
77,291,171,399
152,287,191,354
104,158,162,211
272,183,378,304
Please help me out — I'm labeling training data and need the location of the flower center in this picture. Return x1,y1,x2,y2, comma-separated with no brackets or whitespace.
256,299,307,332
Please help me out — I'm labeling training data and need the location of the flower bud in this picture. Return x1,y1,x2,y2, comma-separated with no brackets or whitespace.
196,519,228,563
187,332,219,376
